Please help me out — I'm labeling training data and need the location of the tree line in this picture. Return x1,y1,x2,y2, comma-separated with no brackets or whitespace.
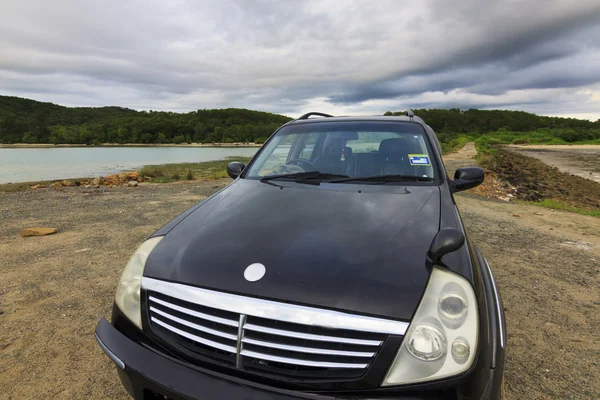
1,95,598,145
385,108,600,144
0,96,292,144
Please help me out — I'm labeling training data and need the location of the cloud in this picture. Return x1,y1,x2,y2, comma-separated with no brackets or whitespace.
1,0,600,120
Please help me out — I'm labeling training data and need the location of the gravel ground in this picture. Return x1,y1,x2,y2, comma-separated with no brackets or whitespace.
1,175,599,399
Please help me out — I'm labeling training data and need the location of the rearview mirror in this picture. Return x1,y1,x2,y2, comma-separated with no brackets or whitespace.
226,162,246,179
451,167,484,193
426,228,465,267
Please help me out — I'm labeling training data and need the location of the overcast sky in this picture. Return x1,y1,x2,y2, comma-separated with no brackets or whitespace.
1,0,600,120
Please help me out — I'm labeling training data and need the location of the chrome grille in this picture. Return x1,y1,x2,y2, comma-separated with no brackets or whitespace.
142,277,408,379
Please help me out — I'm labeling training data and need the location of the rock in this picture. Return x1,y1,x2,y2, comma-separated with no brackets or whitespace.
534,212,543,216
543,322,560,336
62,180,74,186
128,181,139,187
20,227,59,237
30,184,46,190
91,177,103,185
512,213,520,217
93,185,100,189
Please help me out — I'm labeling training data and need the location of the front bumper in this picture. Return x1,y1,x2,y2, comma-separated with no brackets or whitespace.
95,318,501,400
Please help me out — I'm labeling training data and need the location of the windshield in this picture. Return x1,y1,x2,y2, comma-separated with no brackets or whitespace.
244,121,438,183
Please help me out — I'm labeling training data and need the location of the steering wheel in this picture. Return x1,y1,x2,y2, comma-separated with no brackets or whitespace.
286,158,317,171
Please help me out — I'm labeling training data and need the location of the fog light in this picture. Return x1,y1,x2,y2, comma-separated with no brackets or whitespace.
451,338,470,358
406,324,447,361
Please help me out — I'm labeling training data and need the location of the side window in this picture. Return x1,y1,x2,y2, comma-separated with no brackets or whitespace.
299,132,320,160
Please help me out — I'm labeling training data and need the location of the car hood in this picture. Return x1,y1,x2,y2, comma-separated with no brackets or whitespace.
144,179,441,321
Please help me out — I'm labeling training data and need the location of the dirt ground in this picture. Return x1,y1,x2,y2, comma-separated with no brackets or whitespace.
1,152,600,399
507,144,600,184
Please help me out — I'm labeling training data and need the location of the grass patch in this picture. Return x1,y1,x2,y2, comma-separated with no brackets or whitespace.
440,135,469,154
475,152,498,169
527,199,600,217
140,157,252,182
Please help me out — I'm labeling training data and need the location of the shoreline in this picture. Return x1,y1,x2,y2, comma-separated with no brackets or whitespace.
0,157,250,189
0,142,262,148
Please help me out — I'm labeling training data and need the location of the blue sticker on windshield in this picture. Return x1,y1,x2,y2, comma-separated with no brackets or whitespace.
408,154,431,166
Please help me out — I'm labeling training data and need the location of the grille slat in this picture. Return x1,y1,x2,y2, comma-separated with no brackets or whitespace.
243,322,382,346
151,317,237,353
143,278,408,381
241,337,375,357
150,307,238,341
149,296,239,327
239,349,368,369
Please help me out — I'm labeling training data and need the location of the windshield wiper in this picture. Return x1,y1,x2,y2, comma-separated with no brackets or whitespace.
329,175,434,184
260,171,348,183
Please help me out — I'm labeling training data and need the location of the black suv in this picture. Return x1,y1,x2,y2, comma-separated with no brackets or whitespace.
95,112,506,399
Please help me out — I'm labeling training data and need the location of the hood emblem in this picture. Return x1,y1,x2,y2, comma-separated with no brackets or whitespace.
244,263,266,282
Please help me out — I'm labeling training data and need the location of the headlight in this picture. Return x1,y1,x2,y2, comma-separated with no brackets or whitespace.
382,267,478,386
114,236,163,329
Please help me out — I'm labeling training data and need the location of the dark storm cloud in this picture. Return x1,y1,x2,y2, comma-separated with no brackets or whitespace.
1,0,600,118
328,8,600,105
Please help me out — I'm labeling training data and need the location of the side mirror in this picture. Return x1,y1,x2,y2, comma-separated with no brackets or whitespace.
451,167,484,192
426,228,465,267
226,162,246,179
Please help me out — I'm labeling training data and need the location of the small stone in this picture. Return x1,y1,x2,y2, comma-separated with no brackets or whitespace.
549,228,553,230
62,180,74,186
20,227,59,237
534,212,543,216
91,177,103,185
93,185,100,189
512,213,520,217
127,181,139,187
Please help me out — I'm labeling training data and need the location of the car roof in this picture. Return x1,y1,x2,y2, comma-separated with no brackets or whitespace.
289,115,425,125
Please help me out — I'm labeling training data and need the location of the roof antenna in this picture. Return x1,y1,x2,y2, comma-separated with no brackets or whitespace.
407,109,414,121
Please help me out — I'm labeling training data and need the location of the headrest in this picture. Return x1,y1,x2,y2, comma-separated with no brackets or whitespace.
323,138,343,155
378,138,406,159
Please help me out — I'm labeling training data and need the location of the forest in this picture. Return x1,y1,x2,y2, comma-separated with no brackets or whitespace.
0,96,291,144
1,95,599,146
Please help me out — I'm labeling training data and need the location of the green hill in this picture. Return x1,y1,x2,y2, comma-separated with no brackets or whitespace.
1,95,598,147
384,109,600,151
0,96,292,144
